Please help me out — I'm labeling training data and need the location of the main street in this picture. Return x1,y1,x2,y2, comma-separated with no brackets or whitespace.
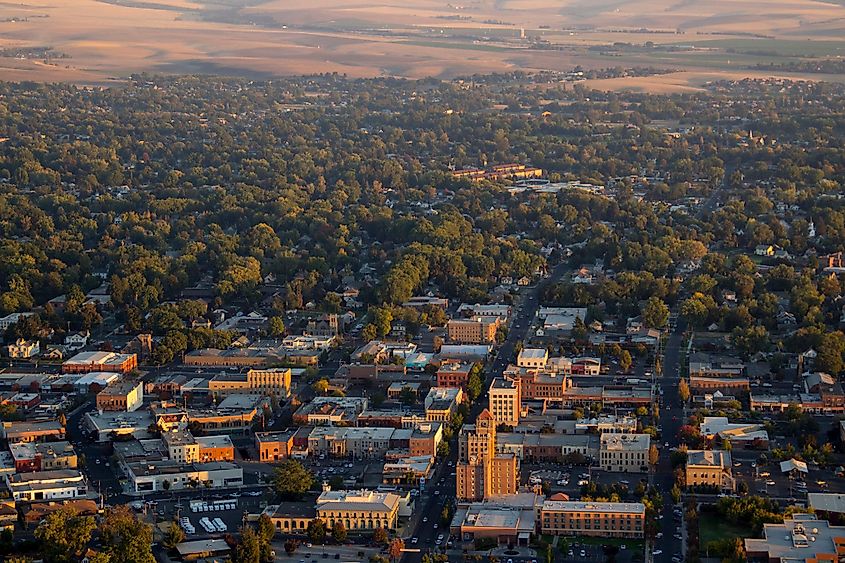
402,261,572,563
649,163,730,563
652,317,686,563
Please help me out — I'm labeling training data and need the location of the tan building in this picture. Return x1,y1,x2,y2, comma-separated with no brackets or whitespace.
517,348,548,369
457,409,519,500
316,488,401,531
447,317,501,344
424,387,463,422
685,450,734,491
489,377,520,426
541,500,645,539
63,351,137,374
255,431,296,462
163,430,200,464
95,381,144,412
6,339,39,359
208,368,291,399
9,441,77,473
2,421,65,443
599,434,649,473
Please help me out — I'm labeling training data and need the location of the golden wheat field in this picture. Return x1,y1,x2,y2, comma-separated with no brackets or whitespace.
1,0,845,90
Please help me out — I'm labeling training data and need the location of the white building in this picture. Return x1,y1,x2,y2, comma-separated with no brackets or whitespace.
517,348,548,369
0,312,35,332
127,461,243,493
6,469,88,502
64,331,90,350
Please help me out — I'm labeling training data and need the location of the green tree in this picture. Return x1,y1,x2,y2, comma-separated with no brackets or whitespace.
272,459,315,499
256,514,275,561
284,539,299,555
816,331,845,375
466,364,483,401
312,378,330,395
642,296,669,329
372,307,394,337
98,506,155,563
268,316,285,337
233,526,261,563
332,521,348,543
307,518,327,544
373,527,389,545
649,444,659,466
35,506,97,563
161,521,185,550
619,349,633,372
361,323,378,342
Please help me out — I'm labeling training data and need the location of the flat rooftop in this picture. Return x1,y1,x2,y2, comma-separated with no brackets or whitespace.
542,501,645,514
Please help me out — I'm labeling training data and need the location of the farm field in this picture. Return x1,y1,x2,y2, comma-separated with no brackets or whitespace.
1,0,844,90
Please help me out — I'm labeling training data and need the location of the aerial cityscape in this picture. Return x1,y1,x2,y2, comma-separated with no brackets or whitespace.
1,2,845,563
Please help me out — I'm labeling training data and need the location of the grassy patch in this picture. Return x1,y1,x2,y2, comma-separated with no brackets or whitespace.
699,514,753,545
670,39,845,58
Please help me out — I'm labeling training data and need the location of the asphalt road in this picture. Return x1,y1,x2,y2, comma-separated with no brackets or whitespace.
652,318,685,563
401,263,572,563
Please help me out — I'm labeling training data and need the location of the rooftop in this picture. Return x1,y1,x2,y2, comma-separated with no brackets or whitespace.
542,501,645,514
518,348,548,359
745,516,845,562
687,449,731,468
600,433,650,451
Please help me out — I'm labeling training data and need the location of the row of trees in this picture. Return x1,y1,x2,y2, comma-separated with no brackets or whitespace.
34,505,154,563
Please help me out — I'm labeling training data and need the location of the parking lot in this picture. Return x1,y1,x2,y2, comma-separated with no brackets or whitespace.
139,490,268,537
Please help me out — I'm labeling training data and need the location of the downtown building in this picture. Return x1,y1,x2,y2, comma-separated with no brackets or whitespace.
456,409,518,501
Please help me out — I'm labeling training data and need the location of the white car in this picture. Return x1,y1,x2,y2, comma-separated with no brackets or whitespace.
653,549,663,555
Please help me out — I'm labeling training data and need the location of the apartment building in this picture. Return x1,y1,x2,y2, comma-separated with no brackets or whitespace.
447,317,501,344
208,368,291,399
488,377,520,426
95,381,144,412
457,409,519,501
685,450,734,491
541,500,645,539
599,434,650,473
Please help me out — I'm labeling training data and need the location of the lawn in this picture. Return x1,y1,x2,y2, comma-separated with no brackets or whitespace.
699,514,753,546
